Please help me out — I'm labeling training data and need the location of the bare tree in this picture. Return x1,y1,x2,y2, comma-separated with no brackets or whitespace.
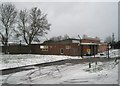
104,36,112,43
0,3,17,53
14,9,28,44
63,34,69,40
15,7,51,52
50,34,69,42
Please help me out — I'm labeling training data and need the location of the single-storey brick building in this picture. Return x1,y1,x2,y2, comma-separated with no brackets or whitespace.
2,38,108,56
31,38,107,56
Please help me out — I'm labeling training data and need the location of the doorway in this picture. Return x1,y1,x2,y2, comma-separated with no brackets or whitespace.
60,48,64,54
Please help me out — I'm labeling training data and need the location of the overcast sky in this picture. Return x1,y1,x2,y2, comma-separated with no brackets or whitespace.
13,2,118,41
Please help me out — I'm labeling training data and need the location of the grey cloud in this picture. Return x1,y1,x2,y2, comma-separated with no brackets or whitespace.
13,2,118,41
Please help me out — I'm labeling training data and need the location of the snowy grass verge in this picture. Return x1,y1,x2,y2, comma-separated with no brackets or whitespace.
0,54,82,70
0,49,119,70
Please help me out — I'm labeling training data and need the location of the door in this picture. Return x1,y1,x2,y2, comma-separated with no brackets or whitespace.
60,48,64,54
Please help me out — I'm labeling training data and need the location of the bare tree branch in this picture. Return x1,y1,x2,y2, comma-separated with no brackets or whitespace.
0,3,17,41
0,3,17,53
16,7,51,45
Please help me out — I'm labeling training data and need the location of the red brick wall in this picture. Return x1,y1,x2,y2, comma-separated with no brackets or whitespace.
81,39,100,43
4,39,103,56
5,45,30,54
38,43,80,56
82,45,90,55
98,43,108,53
37,43,99,56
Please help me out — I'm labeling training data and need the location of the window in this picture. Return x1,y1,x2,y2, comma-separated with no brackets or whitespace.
50,46,52,48
40,45,48,51
66,45,71,49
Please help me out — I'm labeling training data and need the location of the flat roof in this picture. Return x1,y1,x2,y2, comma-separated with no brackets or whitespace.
80,43,98,45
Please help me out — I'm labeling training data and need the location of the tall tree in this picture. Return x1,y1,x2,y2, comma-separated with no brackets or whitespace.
0,3,17,53
104,36,112,43
15,7,51,52
63,34,69,40
112,33,115,43
50,34,69,42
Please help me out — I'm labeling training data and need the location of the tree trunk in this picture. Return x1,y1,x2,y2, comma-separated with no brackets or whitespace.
4,42,8,54
28,43,31,54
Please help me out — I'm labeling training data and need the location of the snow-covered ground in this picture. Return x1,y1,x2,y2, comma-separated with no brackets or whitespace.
0,60,119,84
93,49,119,58
0,49,119,84
0,49,119,70
0,54,82,70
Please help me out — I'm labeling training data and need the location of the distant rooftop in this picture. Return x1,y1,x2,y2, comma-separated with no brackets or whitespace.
82,35,100,41
43,38,80,44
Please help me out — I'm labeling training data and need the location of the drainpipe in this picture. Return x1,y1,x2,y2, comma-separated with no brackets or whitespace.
20,40,21,54
94,45,95,58
80,40,82,57
108,43,110,59
78,35,82,57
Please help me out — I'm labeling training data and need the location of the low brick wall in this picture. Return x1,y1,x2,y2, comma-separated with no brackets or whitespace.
2,45,30,54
